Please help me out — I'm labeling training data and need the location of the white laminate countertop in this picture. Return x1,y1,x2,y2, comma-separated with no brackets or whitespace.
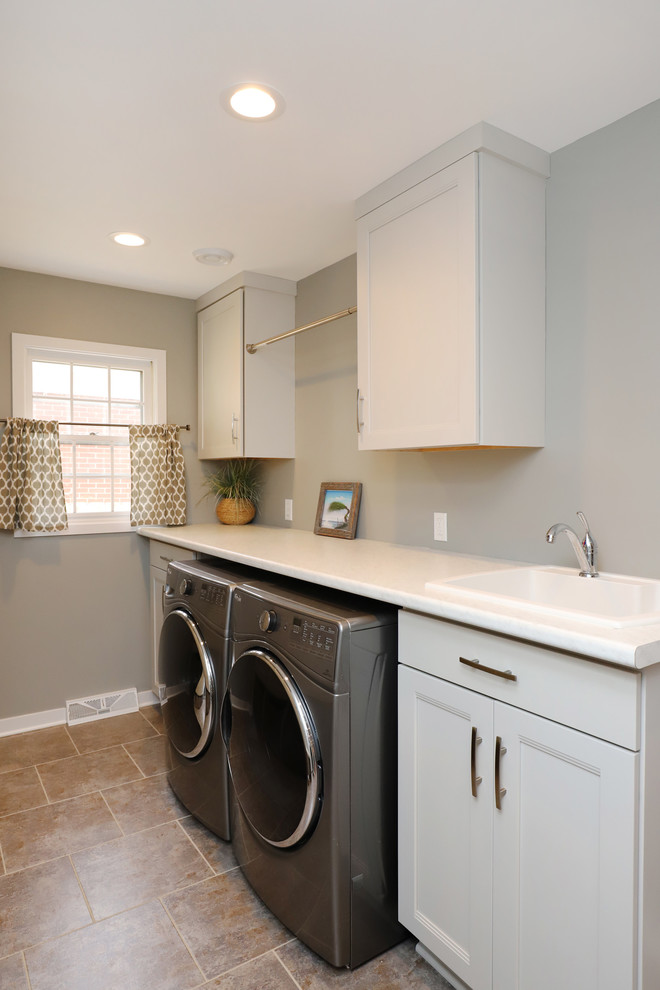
138,523,660,670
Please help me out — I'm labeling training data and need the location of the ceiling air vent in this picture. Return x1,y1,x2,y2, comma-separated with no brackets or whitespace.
65,687,139,725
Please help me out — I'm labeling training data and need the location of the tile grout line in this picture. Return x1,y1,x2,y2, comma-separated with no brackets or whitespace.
272,945,307,990
158,896,207,984
31,764,51,806
173,818,231,877
98,787,126,837
64,723,82,756
120,743,149,778
68,853,96,923
20,950,33,990
203,944,304,988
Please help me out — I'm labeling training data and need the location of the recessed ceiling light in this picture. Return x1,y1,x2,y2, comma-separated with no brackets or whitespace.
222,83,285,121
193,248,234,266
109,231,149,247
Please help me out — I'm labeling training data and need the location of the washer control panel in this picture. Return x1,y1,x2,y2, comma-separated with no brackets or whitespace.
290,615,338,660
200,581,227,608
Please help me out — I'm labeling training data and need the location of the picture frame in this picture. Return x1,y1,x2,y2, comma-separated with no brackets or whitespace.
314,482,362,540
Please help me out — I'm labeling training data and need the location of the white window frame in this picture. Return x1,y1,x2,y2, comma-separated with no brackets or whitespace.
12,333,167,536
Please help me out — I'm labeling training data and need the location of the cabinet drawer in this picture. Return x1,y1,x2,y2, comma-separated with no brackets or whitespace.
148,540,196,569
399,610,641,750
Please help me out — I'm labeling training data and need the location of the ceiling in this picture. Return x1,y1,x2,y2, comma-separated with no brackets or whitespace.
2,0,660,300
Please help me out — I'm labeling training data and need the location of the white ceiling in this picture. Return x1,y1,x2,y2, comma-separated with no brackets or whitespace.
2,0,660,300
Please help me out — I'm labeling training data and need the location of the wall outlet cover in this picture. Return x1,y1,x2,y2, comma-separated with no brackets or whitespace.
434,512,448,542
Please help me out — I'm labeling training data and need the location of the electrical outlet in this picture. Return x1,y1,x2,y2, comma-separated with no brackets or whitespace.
434,512,448,542
284,498,293,522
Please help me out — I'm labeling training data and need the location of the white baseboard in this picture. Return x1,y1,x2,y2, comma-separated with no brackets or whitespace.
0,690,159,738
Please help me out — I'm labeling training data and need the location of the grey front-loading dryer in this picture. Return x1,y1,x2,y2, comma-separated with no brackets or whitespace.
221,576,406,968
158,558,251,840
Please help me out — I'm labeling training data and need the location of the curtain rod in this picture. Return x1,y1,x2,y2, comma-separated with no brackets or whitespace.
0,419,191,430
246,306,357,354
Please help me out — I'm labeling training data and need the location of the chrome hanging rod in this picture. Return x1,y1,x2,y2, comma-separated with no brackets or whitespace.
0,419,191,430
246,306,357,354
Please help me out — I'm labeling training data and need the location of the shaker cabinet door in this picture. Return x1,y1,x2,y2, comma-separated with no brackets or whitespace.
198,288,244,459
357,155,478,450
492,704,638,990
398,664,494,990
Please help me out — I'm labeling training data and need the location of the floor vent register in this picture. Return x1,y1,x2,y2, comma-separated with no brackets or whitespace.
65,687,139,725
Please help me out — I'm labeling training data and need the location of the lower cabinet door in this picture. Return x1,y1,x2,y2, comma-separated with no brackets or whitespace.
399,664,639,990
492,704,638,990
398,665,494,990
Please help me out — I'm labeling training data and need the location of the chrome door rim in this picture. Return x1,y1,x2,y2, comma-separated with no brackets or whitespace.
163,607,215,759
223,647,322,848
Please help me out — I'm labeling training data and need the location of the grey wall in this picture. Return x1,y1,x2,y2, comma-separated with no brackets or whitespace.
4,97,660,721
0,269,215,719
259,99,660,579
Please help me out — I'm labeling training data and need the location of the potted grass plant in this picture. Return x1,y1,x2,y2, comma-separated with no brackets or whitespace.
203,458,263,525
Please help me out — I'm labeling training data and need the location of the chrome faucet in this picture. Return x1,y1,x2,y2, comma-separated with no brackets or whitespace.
546,511,599,578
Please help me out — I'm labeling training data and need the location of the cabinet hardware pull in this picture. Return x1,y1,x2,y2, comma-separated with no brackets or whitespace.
495,735,507,810
459,656,517,682
231,414,239,443
159,555,173,563
470,726,483,797
356,389,364,434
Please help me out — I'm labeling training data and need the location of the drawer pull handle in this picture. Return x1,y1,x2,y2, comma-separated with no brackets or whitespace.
159,555,173,563
459,656,517,682
470,726,482,797
495,735,507,810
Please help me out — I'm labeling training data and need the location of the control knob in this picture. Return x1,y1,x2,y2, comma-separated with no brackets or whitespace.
259,609,277,632
178,577,194,596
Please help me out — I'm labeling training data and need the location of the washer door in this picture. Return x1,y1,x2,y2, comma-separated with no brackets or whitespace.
158,608,215,759
222,648,322,848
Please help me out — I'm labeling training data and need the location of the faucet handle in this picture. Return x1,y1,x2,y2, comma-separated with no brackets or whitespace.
576,511,598,569
576,511,595,542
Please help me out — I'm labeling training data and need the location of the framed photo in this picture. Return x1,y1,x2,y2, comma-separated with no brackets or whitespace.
314,482,362,540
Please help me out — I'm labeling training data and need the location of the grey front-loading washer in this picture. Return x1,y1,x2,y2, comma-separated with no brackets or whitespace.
221,575,406,968
158,558,252,840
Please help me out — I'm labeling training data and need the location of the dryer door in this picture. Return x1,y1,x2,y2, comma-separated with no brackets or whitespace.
158,608,215,759
222,647,322,848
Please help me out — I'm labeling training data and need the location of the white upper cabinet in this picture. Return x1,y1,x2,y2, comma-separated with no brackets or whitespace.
197,272,296,460
355,123,549,450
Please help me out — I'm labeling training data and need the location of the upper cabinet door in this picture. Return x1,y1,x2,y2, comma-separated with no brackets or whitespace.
356,134,547,451
357,155,478,450
198,288,243,459
197,278,296,460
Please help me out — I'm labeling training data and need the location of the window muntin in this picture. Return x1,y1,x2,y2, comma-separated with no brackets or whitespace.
30,358,144,516
11,334,166,535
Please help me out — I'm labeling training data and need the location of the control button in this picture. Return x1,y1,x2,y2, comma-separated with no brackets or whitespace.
259,609,278,632
178,578,193,596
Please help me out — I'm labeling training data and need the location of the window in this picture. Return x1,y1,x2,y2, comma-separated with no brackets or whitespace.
12,334,166,535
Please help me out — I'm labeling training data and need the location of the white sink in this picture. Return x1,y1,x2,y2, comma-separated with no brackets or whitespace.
425,566,660,628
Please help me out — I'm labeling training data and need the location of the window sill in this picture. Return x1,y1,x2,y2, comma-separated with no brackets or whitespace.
14,514,134,537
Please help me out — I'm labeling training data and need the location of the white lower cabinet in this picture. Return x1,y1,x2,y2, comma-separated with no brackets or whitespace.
398,612,641,990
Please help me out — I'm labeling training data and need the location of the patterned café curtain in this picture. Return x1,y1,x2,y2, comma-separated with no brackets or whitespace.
129,425,187,527
0,418,69,532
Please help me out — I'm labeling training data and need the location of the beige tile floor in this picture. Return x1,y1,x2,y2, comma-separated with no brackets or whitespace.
0,707,453,990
